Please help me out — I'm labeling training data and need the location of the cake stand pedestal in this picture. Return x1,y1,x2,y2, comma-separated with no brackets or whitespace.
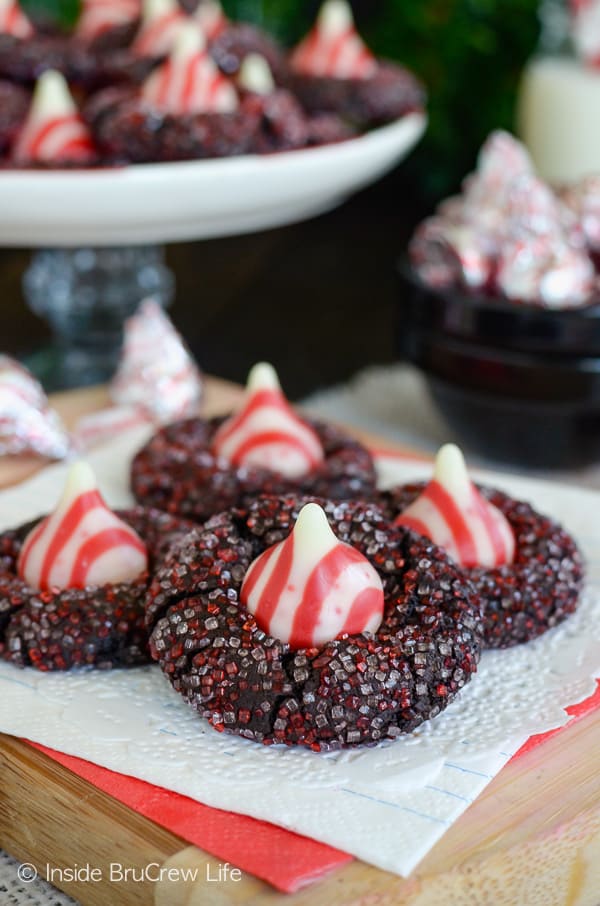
23,246,174,389
0,113,426,389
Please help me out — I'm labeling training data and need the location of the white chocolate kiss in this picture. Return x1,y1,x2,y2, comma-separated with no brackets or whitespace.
12,70,94,163
241,503,384,649
77,0,141,41
193,0,226,40
18,462,148,591
27,70,78,121
142,23,238,115
133,0,188,57
238,54,275,95
290,0,377,81
212,363,324,479
0,0,33,37
318,0,355,35
397,444,515,569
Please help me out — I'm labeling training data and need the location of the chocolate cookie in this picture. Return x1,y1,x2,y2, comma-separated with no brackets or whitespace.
147,495,483,750
131,416,377,523
289,63,426,129
381,483,584,648
0,507,192,670
0,78,28,154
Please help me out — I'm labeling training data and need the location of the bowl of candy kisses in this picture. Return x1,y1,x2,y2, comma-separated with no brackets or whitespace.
398,131,600,469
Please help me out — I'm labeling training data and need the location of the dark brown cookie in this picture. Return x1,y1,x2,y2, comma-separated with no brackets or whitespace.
147,495,483,749
380,483,584,648
0,507,193,670
131,416,377,523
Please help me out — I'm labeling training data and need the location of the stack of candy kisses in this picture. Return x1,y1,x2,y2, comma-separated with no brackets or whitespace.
410,130,600,309
0,320,584,749
0,0,424,166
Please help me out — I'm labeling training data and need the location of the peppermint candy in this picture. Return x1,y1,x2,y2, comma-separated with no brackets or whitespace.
466,131,534,203
241,503,384,649
12,70,95,165
76,0,141,41
497,234,596,308
238,53,276,95
142,23,238,114
396,444,515,569
194,0,227,41
290,0,377,81
0,0,33,38
132,0,188,58
212,363,324,479
409,218,492,290
110,298,203,424
561,176,600,252
569,0,600,67
0,356,71,460
18,462,148,591
73,405,150,452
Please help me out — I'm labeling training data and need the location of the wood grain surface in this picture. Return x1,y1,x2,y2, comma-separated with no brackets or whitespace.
0,379,598,906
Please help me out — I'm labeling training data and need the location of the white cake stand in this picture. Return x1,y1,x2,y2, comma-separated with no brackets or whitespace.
0,113,426,387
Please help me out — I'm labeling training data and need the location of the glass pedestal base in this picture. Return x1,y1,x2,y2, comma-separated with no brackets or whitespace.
22,245,174,391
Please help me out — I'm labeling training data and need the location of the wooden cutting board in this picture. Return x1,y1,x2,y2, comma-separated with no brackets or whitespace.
0,378,598,906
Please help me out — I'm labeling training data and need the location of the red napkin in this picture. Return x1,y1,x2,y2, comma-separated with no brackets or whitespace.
28,742,351,893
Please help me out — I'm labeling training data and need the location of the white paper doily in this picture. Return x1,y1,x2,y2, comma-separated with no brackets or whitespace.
0,429,597,877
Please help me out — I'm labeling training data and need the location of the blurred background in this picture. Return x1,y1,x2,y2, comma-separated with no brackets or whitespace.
2,0,541,397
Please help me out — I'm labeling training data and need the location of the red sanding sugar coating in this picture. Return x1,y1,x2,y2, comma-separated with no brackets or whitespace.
131,415,377,523
0,507,194,670
381,483,584,648
146,495,483,750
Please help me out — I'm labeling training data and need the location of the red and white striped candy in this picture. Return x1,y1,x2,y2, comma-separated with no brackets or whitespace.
76,0,141,42
132,0,188,57
0,355,71,459
409,217,492,290
18,462,148,592
110,299,203,423
0,0,33,38
12,70,95,164
194,0,227,41
241,503,384,649
561,175,600,252
212,363,324,479
238,53,276,95
569,0,600,67
142,23,238,115
290,0,377,81
497,234,595,307
396,444,515,569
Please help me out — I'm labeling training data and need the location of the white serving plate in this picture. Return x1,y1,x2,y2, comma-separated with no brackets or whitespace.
0,113,426,247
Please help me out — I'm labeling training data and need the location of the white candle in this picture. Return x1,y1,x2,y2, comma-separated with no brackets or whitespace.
517,56,600,185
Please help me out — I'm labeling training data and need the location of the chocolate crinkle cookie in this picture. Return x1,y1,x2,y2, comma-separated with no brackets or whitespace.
0,508,193,670
0,79,29,154
131,416,377,524
289,63,425,130
146,495,484,750
380,483,585,649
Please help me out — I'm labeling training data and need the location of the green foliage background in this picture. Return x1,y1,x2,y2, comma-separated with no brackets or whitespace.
24,0,542,198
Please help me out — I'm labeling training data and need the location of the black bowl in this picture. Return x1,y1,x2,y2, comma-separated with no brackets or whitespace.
397,264,600,468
